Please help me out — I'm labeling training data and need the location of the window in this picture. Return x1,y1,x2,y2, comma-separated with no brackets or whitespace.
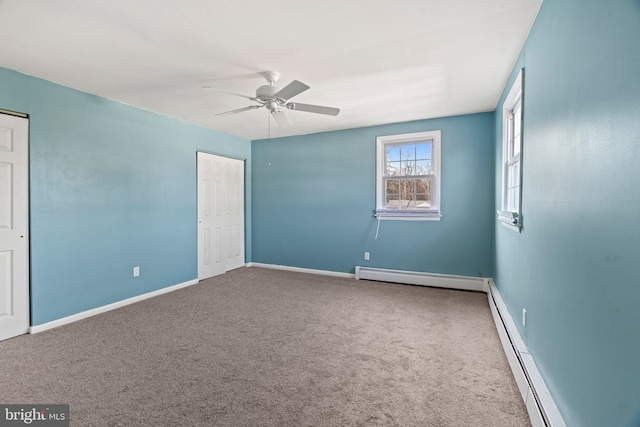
498,69,523,231
376,130,441,220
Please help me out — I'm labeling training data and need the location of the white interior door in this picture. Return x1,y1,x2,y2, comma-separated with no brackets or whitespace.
0,113,29,341
198,152,245,280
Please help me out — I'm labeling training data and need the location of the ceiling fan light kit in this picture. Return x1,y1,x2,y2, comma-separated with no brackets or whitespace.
214,71,340,127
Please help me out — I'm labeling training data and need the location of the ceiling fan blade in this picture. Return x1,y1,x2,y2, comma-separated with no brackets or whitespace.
271,109,291,127
207,87,256,101
287,102,340,116
215,105,261,116
274,80,310,101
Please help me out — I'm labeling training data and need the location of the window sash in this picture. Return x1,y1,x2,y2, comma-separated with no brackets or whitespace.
383,175,432,210
506,160,520,212
505,105,521,213
383,141,433,178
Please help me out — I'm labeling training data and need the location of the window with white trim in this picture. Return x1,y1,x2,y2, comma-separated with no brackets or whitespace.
498,69,523,230
376,130,441,220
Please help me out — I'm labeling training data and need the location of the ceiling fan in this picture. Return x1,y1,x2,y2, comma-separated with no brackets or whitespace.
214,71,340,127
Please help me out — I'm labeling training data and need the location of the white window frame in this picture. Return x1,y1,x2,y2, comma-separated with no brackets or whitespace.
498,69,524,232
376,130,441,221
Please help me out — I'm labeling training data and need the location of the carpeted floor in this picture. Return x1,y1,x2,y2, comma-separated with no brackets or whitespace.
0,267,530,426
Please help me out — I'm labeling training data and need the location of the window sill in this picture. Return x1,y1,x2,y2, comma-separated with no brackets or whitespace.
499,220,521,232
497,211,522,233
375,211,441,221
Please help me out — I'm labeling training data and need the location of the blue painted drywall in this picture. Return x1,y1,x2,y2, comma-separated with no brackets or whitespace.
252,113,495,277
494,0,640,426
0,67,252,326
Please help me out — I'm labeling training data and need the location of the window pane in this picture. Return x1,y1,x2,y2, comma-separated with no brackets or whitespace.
386,161,400,176
416,142,431,160
510,162,519,187
513,104,521,138
513,102,522,156
415,193,431,209
385,194,400,209
401,159,416,175
506,158,520,212
386,145,400,162
416,160,432,175
400,179,414,195
507,115,514,158
507,184,520,211
386,179,400,210
400,180,415,209
386,179,399,196
400,144,416,161
417,177,431,209
507,188,514,211
415,178,430,194
513,135,521,156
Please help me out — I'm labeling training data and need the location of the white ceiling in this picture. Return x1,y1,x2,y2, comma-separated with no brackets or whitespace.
0,0,542,141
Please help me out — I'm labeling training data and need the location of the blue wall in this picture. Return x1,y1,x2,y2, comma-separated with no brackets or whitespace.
252,113,495,277
0,67,252,326
494,0,640,426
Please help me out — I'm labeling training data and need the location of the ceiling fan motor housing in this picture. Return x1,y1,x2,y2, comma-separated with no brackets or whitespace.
256,85,286,112
256,85,279,101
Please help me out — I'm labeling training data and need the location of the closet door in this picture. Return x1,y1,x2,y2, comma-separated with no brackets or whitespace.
0,113,29,341
197,152,244,280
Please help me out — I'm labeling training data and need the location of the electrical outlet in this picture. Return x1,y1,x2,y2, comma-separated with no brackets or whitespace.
133,266,140,277
522,308,527,327
364,252,370,261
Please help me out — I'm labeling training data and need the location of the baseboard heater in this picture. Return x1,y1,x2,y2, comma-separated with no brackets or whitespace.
487,280,566,427
355,266,487,292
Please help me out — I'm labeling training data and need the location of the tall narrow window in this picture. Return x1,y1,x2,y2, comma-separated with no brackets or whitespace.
376,130,441,220
498,69,523,230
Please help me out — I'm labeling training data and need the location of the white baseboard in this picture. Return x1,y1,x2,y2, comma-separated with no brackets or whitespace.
29,278,199,334
355,266,488,292
487,279,566,427
247,262,355,279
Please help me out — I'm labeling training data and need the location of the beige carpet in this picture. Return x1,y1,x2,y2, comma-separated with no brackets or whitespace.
0,267,530,426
